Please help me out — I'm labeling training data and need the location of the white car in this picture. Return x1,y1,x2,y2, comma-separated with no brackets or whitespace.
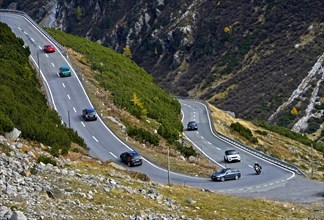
224,150,241,162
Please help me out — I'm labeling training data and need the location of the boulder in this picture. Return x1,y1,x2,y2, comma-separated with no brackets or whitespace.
5,128,21,141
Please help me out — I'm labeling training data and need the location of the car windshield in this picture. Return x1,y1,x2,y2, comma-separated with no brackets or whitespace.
87,111,96,116
226,150,238,155
61,67,69,71
132,155,141,160
188,122,196,125
219,169,227,173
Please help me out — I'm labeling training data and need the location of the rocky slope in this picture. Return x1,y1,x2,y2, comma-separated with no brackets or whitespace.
1,0,323,135
1,133,323,220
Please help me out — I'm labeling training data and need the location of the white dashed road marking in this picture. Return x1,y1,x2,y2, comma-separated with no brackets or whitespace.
73,107,76,113
45,54,48,58
56,72,60,77
62,83,65,88
30,38,34,42
207,142,212,145
51,63,55,67
110,152,117,158
81,122,85,127
18,27,22,30
67,94,71,100
38,45,42,50
201,136,204,139
216,147,221,150
92,136,99,142
24,31,27,35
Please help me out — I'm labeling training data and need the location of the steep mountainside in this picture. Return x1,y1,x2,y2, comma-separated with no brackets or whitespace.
1,0,323,135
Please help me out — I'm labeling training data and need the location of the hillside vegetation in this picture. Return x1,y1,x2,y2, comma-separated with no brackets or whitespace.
46,28,183,143
0,22,85,154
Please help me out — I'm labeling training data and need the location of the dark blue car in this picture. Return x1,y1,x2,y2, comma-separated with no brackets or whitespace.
120,151,142,167
82,108,97,121
211,168,241,182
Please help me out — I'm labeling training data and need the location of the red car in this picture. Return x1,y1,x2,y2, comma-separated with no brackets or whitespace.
43,44,55,53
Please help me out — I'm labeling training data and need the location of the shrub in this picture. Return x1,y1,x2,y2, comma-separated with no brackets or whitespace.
255,130,268,136
230,122,258,143
175,142,197,158
127,126,160,146
36,155,57,166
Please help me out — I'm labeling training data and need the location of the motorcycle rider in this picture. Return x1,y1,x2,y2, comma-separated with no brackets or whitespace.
254,162,262,174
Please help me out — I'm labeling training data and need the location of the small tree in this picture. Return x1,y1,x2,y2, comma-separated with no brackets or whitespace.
290,107,298,116
123,45,132,59
75,6,83,21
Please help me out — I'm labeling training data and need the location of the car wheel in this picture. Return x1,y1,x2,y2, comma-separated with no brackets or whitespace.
220,177,225,182
127,162,131,167
235,175,239,180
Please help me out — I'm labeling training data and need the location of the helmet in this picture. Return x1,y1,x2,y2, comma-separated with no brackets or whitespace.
254,162,259,165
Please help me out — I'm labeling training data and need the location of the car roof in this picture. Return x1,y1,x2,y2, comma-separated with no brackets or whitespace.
127,151,139,156
85,107,95,112
225,149,238,153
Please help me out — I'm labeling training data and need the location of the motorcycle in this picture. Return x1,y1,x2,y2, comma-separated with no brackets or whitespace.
254,166,261,175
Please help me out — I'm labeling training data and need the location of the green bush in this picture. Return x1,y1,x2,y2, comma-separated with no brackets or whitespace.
36,155,57,166
175,142,197,158
230,122,258,143
127,126,160,146
255,130,268,136
0,111,14,133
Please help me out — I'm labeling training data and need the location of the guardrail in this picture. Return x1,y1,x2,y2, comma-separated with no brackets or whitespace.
0,9,66,54
178,97,306,176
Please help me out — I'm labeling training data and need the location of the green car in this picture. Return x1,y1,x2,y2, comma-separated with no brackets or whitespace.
59,66,71,77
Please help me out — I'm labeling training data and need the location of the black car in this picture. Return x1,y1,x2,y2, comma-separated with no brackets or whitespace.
120,151,142,167
211,168,241,182
82,108,97,121
187,121,198,130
